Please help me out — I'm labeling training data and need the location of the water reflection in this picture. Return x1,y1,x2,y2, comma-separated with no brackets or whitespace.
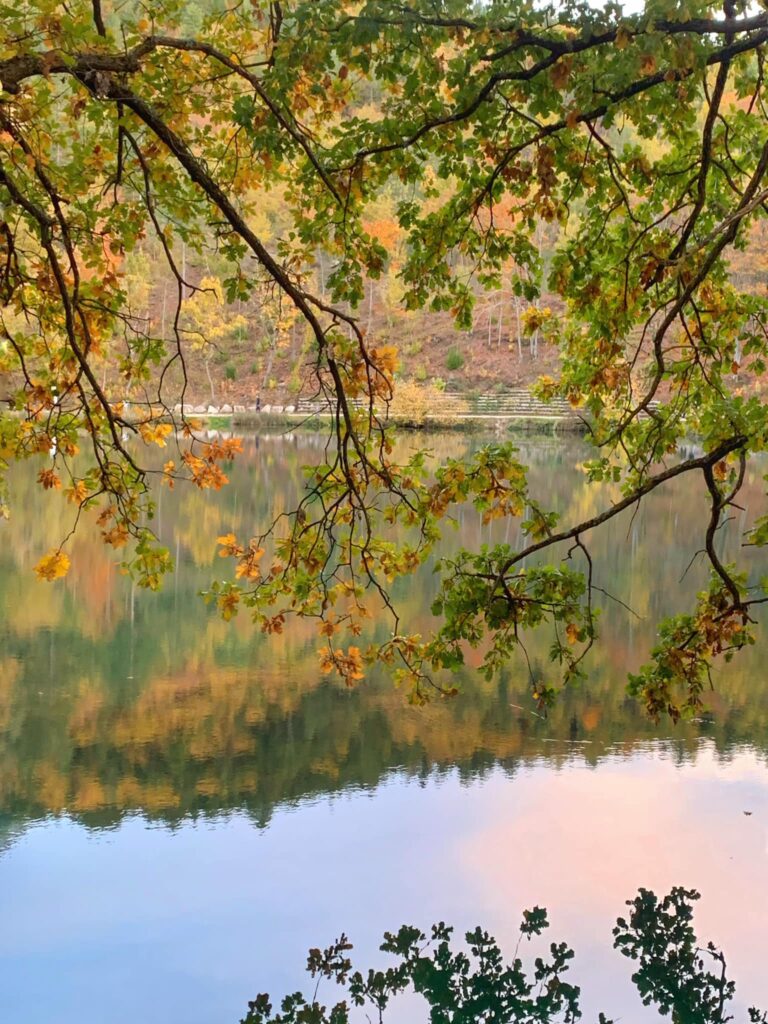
0,434,767,1022
0,750,766,1023
1,434,767,831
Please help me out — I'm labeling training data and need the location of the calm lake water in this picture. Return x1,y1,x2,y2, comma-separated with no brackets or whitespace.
1,432,767,1023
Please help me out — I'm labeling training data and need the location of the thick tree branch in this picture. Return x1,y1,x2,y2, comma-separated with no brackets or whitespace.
495,435,747,582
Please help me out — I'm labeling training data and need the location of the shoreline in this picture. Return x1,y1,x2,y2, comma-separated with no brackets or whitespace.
220,410,588,434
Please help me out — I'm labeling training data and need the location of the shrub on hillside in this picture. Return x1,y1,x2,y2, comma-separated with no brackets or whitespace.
445,347,465,371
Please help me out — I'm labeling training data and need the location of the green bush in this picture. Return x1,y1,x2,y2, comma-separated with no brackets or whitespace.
445,347,464,371
225,364,237,381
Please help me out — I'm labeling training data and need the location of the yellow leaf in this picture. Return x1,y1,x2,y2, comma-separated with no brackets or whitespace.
34,550,71,581
139,422,173,447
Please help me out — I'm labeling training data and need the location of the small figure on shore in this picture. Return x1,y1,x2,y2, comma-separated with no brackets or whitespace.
255,395,261,412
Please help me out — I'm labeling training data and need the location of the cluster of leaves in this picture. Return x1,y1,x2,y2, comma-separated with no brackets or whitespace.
628,570,756,721
211,440,596,704
240,887,766,1024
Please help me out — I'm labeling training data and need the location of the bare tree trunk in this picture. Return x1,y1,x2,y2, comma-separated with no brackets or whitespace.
366,279,374,331
261,336,276,391
205,357,215,403
161,281,167,340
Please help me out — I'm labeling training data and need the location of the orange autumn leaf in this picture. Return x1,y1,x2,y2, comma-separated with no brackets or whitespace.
235,544,266,579
550,57,572,90
639,53,656,75
217,532,243,558
218,590,240,621
37,468,61,490
102,523,130,548
261,613,285,634
318,616,338,637
65,480,89,504
370,345,398,377
318,644,365,685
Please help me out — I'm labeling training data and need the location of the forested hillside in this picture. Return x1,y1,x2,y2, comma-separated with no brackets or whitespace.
5,0,766,407
115,212,768,406
55,78,768,407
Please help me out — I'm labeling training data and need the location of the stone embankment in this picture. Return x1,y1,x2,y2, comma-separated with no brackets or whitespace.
171,389,588,432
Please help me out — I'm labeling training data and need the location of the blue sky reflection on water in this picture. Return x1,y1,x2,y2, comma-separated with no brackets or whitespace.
1,743,767,1024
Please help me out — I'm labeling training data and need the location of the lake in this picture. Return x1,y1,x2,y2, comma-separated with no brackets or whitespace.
1,431,767,1022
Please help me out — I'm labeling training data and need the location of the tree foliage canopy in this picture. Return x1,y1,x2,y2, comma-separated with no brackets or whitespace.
4,0,768,718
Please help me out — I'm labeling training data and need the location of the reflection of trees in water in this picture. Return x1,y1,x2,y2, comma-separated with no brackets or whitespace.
0,815,25,858
1,436,768,833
